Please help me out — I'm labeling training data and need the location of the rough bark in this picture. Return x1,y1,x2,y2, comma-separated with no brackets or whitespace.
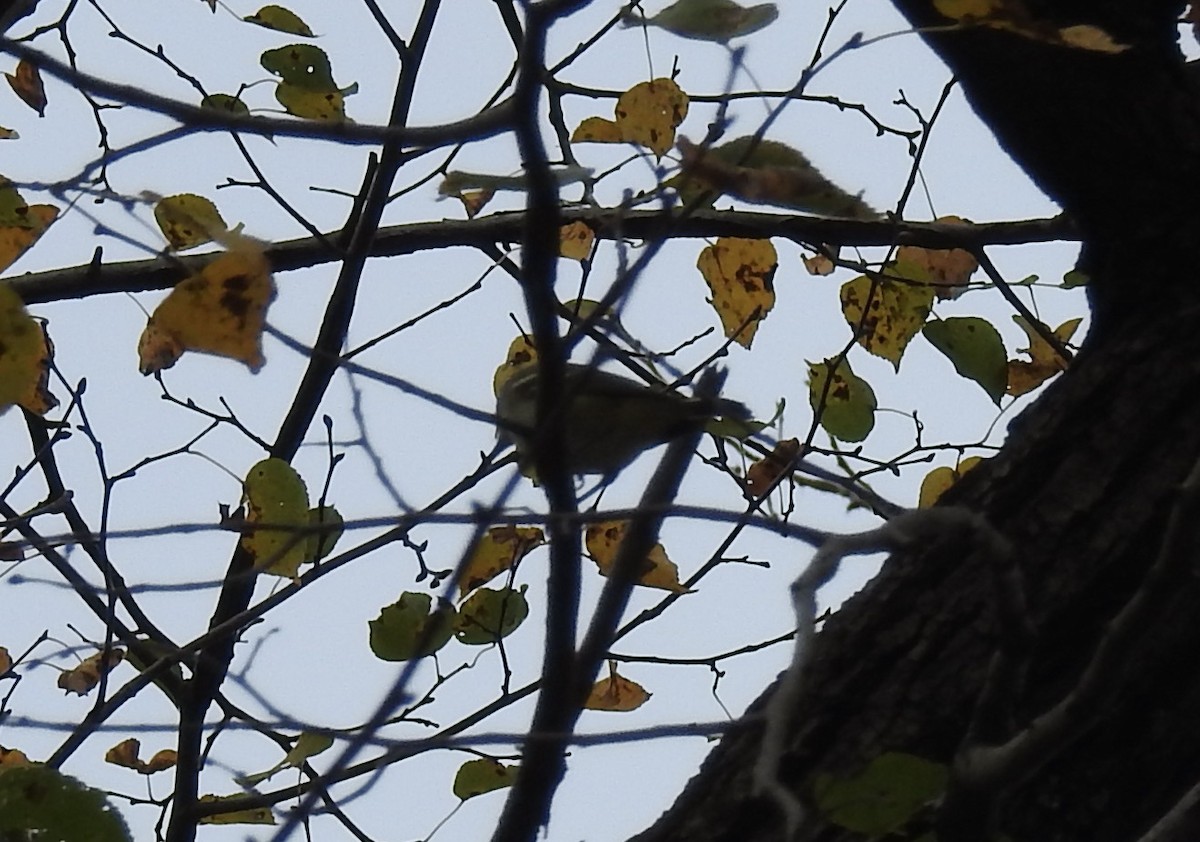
629,3,1200,840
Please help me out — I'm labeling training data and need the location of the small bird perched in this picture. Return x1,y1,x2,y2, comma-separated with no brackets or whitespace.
495,363,751,476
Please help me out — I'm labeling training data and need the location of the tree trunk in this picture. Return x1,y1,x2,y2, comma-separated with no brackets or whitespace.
630,3,1200,840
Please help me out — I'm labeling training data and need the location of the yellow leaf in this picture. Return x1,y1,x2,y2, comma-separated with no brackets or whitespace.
571,116,624,144
58,649,124,696
933,0,1128,52
918,456,984,508
454,188,495,219
1007,316,1081,396
559,220,595,261
572,78,689,159
240,458,310,578
275,82,353,121
5,59,45,116
457,525,545,598
615,78,688,157
492,335,538,396
137,243,275,374
0,285,57,415
0,127,16,139
585,661,651,711
585,520,692,593
453,758,519,800
244,5,314,36
104,739,175,774
0,646,10,674
697,236,777,348
283,732,333,767
1057,24,1127,52
0,204,58,274
895,216,978,300
153,194,230,251
839,273,934,369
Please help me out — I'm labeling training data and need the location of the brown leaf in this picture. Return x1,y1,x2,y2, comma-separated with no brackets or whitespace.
745,438,801,497
58,648,124,696
585,661,651,711
6,59,46,116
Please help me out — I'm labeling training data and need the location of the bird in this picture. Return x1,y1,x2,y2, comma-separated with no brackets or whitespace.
495,363,751,476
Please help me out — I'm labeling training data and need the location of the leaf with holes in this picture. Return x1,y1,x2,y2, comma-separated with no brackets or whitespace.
241,458,310,578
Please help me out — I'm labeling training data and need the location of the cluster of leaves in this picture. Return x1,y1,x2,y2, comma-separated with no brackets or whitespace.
196,6,357,123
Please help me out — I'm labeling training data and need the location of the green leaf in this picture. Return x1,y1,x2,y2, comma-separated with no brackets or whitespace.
1062,268,1090,288
0,765,131,842
236,731,333,788
626,0,779,42
201,94,250,116
452,758,519,800
261,44,338,91
274,81,354,121
922,316,1008,404
241,458,310,578
454,586,529,644
0,177,33,228
368,592,456,661
196,794,275,825
807,358,876,442
305,505,343,562
244,5,314,36
284,731,333,767
812,752,948,835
